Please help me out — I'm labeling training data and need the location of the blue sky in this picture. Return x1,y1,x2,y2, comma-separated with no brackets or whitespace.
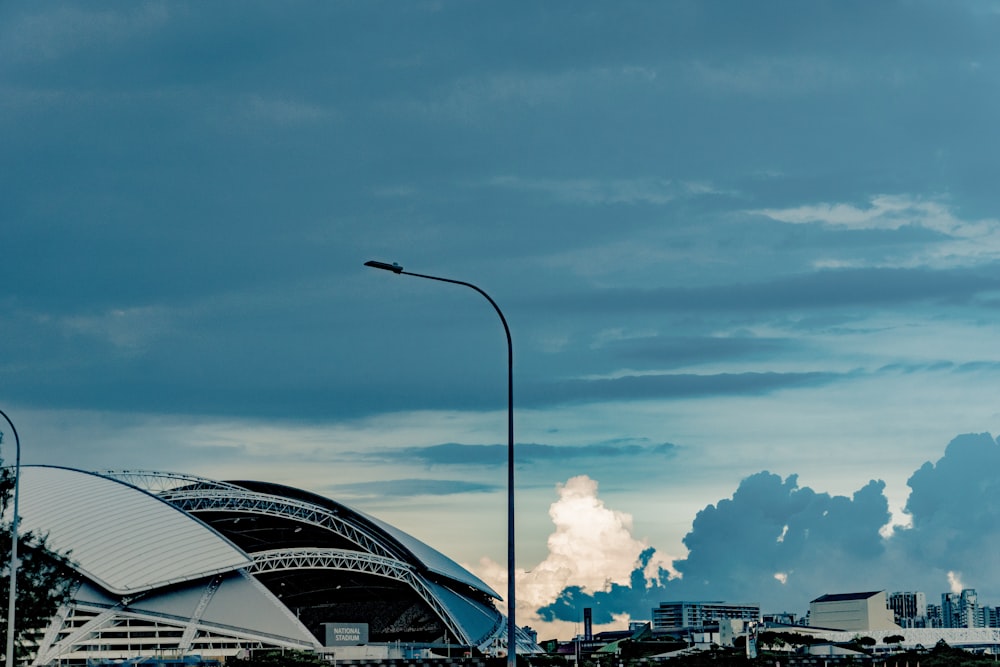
4,0,1000,638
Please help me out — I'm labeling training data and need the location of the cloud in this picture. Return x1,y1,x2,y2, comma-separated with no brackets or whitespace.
530,472,894,627
473,475,675,637
356,440,678,467
529,265,1000,316
689,56,858,96
753,195,1000,268
60,306,174,352
892,433,1000,582
676,473,891,594
514,433,1000,639
0,3,170,63
325,478,498,499
242,94,331,126
402,66,665,125
7,259,996,421
523,371,843,406
487,176,706,206
599,335,804,368
755,195,935,230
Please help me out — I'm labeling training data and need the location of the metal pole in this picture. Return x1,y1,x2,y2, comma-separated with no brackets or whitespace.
364,261,517,667
0,409,21,667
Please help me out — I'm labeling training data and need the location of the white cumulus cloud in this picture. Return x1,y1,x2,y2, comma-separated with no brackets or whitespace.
474,475,674,639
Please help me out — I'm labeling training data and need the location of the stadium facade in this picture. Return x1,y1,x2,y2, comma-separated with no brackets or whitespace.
15,466,536,665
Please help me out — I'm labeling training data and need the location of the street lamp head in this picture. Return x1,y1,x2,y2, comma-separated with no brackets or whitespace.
364,260,404,274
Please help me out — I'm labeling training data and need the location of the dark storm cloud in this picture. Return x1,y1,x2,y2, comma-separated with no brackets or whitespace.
357,441,677,467
676,473,890,586
529,266,1000,316
325,478,498,499
538,433,1000,622
892,433,1000,580
605,336,801,368
877,360,1000,375
539,471,893,622
3,0,999,431
522,371,843,406
539,549,666,626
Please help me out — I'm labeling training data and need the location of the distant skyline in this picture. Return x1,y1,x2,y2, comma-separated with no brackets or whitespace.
3,1,1000,640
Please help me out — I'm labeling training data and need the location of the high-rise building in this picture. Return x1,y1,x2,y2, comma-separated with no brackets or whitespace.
889,591,928,628
926,603,943,628
942,589,982,628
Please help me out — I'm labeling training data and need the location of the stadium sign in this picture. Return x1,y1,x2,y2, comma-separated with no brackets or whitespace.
324,623,369,646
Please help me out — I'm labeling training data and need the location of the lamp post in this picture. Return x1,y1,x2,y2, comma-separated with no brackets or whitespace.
0,409,21,667
364,260,517,667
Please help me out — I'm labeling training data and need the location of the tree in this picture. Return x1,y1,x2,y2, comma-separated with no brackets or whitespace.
227,649,328,666
0,458,76,661
758,631,786,650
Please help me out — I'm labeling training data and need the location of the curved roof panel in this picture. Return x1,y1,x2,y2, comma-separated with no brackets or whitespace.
360,511,499,599
15,466,252,595
424,579,504,645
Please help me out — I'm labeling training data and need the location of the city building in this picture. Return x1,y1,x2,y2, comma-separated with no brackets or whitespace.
761,612,798,626
808,591,900,632
889,591,928,628
927,603,943,628
651,601,760,631
943,589,983,628
16,466,539,666
941,588,986,628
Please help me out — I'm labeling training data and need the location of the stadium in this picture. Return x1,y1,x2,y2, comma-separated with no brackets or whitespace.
16,465,537,665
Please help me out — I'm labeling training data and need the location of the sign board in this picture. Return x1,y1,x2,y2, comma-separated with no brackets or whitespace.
324,623,369,646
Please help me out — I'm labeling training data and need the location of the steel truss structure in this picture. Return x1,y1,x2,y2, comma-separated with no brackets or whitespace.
100,470,513,654
33,596,315,666
22,468,524,665
247,548,478,649
104,471,400,561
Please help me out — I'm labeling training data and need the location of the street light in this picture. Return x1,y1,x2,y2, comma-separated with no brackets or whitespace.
364,260,517,667
0,409,21,667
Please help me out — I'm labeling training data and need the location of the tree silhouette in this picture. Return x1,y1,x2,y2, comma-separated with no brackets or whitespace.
0,459,76,660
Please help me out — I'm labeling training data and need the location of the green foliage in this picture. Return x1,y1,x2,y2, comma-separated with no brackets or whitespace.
519,654,566,667
619,639,686,659
226,648,329,666
757,630,816,649
0,462,77,659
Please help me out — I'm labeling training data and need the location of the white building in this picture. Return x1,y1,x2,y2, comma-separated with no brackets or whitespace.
652,601,760,631
808,591,900,632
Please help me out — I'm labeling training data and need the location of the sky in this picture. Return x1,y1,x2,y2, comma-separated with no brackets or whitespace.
4,0,1000,641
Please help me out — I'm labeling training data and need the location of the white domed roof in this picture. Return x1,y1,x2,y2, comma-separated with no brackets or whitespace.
14,466,251,595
